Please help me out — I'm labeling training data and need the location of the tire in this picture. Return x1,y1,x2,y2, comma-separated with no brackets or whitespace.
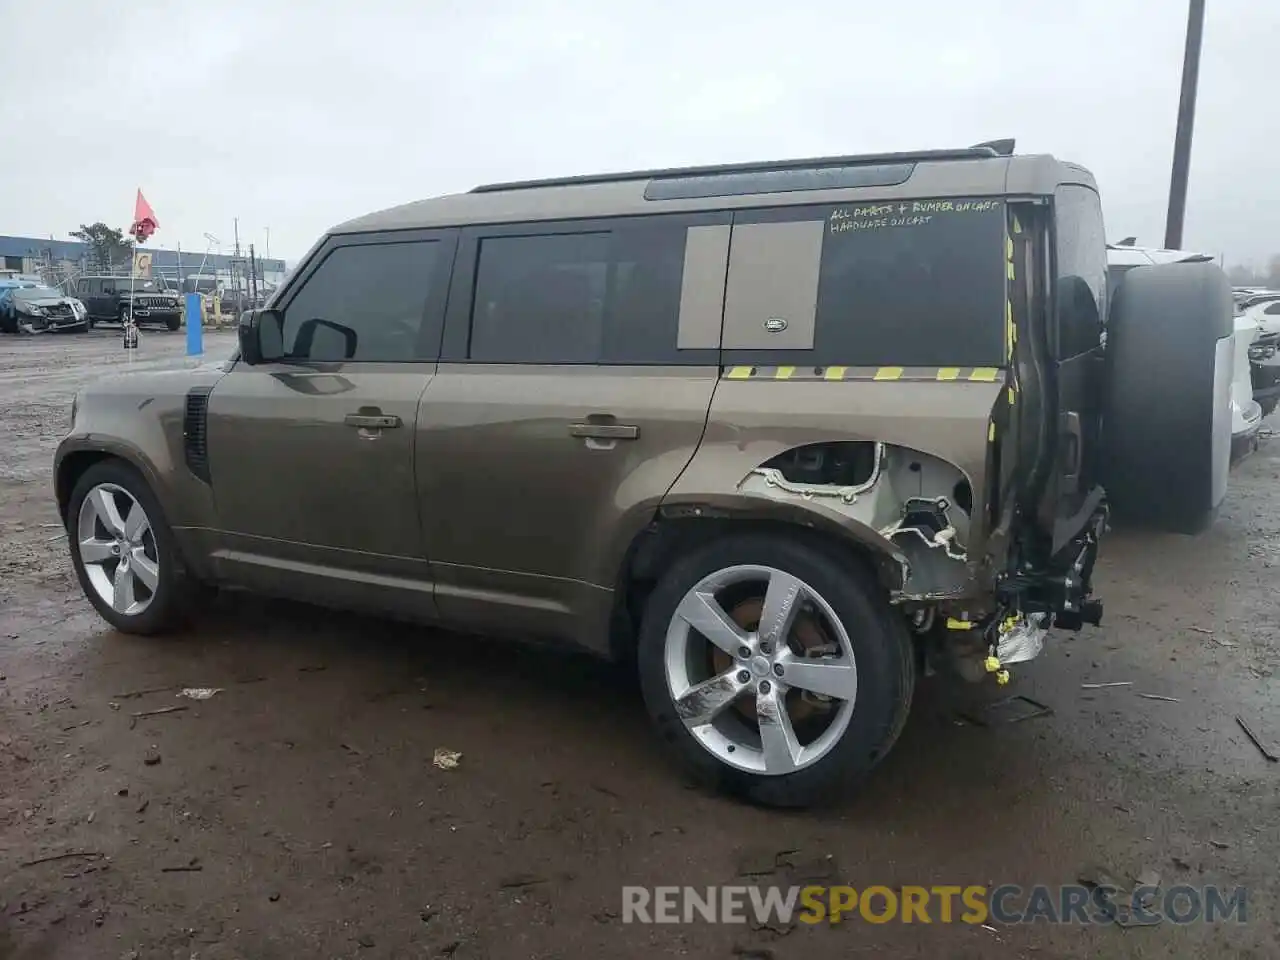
1103,262,1234,534
67,460,196,635
166,315,182,331
636,532,914,808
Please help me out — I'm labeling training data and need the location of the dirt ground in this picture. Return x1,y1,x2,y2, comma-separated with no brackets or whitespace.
1,330,1278,959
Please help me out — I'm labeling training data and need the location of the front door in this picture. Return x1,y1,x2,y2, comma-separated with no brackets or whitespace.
204,229,456,618
415,214,729,649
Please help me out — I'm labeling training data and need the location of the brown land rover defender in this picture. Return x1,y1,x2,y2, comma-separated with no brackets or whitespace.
55,141,1233,806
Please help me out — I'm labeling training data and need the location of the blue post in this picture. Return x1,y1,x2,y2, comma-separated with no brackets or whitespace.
185,293,203,356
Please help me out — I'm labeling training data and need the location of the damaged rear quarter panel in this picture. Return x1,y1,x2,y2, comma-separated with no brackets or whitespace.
664,377,1006,598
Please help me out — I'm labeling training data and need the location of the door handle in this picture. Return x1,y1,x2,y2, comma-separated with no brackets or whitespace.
1061,411,1082,495
569,422,640,440
344,413,402,429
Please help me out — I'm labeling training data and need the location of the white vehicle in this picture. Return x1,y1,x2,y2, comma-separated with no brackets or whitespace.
1107,242,1260,461
1237,293,1280,417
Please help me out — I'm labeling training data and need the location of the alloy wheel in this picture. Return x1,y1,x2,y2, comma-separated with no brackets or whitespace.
76,483,160,616
663,564,858,776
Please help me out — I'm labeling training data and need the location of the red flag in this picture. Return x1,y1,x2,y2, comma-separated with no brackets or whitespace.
131,189,159,243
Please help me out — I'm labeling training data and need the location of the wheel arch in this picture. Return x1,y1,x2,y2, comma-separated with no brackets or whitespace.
56,443,165,526
606,502,904,664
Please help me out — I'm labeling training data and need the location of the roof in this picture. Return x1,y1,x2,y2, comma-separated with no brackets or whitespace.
333,149,1093,235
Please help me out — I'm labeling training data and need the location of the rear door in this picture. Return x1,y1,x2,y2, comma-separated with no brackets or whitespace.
415,213,728,649
1042,184,1108,551
203,229,456,618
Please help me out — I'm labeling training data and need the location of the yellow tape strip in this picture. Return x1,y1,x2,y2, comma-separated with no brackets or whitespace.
775,366,795,380
726,366,753,380
969,368,999,382
874,366,903,381
988,422,996,441
936,367,960,381
824,365,847,381
946,617,975,631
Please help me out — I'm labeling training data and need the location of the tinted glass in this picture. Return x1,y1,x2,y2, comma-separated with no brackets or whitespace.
1264,302,1280,316
283,241,438,362
812,199,1007,367
1055,186,1107,358
601,221,688,363
467,223,691,364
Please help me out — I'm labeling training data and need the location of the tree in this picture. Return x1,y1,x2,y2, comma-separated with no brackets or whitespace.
70,222,134,274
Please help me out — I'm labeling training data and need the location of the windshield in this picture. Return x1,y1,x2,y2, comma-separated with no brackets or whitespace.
14,286,64,300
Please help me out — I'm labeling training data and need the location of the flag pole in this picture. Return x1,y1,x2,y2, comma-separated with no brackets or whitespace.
125,238,139,353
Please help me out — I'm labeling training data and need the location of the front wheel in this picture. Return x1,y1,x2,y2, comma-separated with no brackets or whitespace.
637,532,914,807
67,460,195,634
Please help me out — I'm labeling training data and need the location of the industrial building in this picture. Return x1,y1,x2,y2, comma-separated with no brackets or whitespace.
0,233,288,290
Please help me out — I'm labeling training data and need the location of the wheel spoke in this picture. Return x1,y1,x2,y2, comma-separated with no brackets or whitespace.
780,658,858,702
674,669,748,726
758,570,804,648
112,562,136,612
123,501,150,542
79,537,115,564
676,589,750,656
90,488,126,537
757,686,802,774
131,549,159,591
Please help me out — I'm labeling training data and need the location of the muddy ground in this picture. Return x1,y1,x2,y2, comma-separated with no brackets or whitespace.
1,330,1278,959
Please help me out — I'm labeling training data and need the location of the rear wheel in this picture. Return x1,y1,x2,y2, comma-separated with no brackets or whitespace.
166,314,181,331
637,532,914,807
67,461,195,634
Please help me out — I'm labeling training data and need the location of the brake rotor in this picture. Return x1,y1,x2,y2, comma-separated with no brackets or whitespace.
709,595,840,725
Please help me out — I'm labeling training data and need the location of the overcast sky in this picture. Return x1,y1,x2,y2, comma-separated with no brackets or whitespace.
1,0,1274,267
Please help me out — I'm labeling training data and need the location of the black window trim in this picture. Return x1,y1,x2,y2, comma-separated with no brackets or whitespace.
1049,183,1108,361
270,227,459,364
440,211,730,365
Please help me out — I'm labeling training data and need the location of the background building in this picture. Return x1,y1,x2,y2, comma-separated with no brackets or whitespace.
0,234,288,291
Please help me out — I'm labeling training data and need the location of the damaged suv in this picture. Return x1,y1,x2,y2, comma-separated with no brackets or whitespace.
55,142,1233,806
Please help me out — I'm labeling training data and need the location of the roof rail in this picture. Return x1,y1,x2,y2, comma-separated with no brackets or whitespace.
470,145,1004,194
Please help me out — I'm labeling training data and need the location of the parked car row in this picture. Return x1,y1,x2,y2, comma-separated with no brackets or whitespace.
0,276,186,335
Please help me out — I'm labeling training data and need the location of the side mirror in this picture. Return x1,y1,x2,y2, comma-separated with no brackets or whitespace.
238,309,285,365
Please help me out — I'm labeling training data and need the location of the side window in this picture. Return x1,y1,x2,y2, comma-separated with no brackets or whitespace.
1055,185,1107,359
465,220,694,364
282,240,439,362
1264,302,1280,316
720,200,1009,368
470,233,608,363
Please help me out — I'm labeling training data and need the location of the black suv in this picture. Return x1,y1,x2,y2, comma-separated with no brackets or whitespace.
74,277,183,331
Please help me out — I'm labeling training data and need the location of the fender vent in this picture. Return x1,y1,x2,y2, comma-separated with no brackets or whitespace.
183,387,212,483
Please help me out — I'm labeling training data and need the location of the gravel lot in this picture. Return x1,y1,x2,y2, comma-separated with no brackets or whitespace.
1,330,1278,959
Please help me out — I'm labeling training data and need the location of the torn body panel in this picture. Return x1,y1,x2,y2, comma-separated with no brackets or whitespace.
738,442,976,601
665,377,1006,602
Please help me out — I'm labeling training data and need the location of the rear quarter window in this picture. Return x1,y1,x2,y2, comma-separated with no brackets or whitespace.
723,199,1008,369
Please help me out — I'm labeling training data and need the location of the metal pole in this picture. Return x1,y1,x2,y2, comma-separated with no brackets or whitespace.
249,244,258,303
1164,0,1206,250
